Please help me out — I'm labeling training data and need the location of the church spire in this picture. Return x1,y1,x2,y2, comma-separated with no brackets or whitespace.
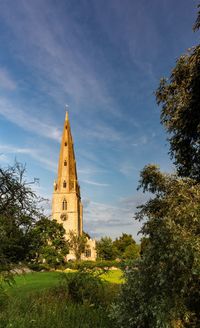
52,110,96,260
65,110,69,122
56,111,79,195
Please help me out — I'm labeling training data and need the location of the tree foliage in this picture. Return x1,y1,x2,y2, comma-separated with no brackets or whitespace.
28,217,69,268
113,233,140,260
123,244,140,260
193,4,200,31
0,162,69,276
113,233,135,254
156,40,200,181
113,166,200,327
0,162,43,274
68,231,88,261
96,237,118,261
113,7,200,326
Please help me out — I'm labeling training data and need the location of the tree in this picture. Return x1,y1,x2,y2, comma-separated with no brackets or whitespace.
112,165,200,327
193,4,200,31
113,233,136,257
0,162,43,276
68,231,88,261
156,26,200,181
112,7,200,327
28,217,69,268
123,243,140,260
96,237,118,260
140,237,150,257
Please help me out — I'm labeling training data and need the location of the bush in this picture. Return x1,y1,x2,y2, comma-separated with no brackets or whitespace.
27,263,50,272
65,259,121,271
60,271,106,307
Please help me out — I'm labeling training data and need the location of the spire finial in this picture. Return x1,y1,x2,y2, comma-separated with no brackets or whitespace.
65,104,69,121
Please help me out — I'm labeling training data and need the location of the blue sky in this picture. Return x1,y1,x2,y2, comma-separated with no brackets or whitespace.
0,0,199,241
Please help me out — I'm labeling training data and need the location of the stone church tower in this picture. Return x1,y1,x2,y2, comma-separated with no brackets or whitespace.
52,112,83,236
52,111,96,260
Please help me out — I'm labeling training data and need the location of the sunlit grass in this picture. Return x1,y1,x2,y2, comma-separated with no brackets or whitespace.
5,269,123,297
5,272,61,296
101,269,124,284
1,270,122,328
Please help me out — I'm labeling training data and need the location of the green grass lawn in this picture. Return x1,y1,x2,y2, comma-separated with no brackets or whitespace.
6,271,61,296
101,269,124,284
5,269,123,297
1,270,122,328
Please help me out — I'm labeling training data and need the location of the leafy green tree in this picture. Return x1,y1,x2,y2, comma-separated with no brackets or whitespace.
28,217,69,268
193,4,200,31
96,237,118,260
113,233,136,258
123,243,140,260
68,231,88,261
140,237,150,257
112,165,200,327
112,7,200,327
0,162,43,280
156,20,200,181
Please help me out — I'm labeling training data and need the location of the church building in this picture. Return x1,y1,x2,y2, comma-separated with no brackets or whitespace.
52,111,96,260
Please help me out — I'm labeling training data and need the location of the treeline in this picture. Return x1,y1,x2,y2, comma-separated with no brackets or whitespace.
96,234,140,261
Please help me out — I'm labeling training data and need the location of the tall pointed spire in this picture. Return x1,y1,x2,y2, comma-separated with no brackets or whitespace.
65,110,69,122
52,110,96,261
56,111,78,194
52,111,82,237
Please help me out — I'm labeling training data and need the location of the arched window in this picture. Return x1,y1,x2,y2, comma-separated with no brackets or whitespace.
85,249,91,258
64,160,67,166
63,180,67,188
62,199,67,210
64,142,67,146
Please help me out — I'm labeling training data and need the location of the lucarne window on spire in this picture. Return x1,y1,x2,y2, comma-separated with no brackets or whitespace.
62,199,67,210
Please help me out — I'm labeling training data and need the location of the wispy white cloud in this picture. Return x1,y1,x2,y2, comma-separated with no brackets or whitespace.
0,68,17,91
119,162,137,177
0,143,57,172
0,153,9,164
82,179,110,187
0,97,61,142
0,1,121,117
132,135,148,147
83,192,149,241
81,122,123,142
93,0,158,84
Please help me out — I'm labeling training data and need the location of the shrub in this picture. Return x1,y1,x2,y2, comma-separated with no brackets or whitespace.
27,262,50,271
65,259,121,271
60,271,106,306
